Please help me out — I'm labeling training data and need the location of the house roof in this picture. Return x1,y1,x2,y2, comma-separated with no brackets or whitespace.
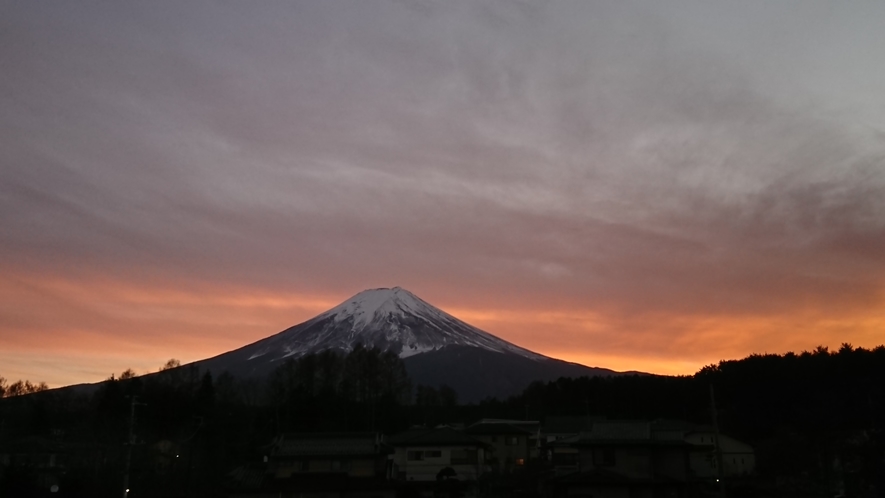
228,464,267,490
273,432,381,457
650,419,696,432
586,421,651,440
473,418,539,425
543,416,598,434
547,434,581,447
465,423,533,436
685,432,754,452
469,419,539,434
388,427,485,447
572,421,691,447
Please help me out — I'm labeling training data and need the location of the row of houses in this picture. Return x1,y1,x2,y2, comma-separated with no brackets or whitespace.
231,418,754,497
545,419,754,497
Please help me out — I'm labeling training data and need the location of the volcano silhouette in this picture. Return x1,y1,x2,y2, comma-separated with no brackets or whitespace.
195,287,625,401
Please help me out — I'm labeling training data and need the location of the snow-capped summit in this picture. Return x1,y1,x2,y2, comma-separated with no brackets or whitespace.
241,286,544,362
321,286,433,330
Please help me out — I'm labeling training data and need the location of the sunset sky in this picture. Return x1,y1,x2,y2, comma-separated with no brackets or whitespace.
2,1,884,388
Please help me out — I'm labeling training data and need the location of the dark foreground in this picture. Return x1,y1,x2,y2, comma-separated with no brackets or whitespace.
1,344,883,497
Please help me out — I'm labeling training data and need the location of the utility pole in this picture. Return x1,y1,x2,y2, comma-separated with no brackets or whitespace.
123,396,145,498
709,384,726,498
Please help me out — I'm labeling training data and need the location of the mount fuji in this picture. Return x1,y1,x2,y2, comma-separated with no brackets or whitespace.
195,287,624,401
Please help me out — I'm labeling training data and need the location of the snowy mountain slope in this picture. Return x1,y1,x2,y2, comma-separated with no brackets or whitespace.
194,286,624,398
207,287,542,370
309,286,544,359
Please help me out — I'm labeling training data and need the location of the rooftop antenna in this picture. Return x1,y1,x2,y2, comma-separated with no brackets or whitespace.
710,384,726,498
123,395,147,498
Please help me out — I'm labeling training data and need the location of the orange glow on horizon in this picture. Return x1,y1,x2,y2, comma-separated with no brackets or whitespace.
2,273,884,388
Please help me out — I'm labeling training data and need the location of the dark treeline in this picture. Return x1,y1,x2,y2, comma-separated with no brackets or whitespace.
1,343,884,496
493,344,885,436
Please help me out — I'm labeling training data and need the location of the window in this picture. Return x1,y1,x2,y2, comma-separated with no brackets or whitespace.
592,449,615,467
516,458,525,466
505,436,519,446
451,449,478,465
425,450,442,458
552,452,577,466
407,451,424,461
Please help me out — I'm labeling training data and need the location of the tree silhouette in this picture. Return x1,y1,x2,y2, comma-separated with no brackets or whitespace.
0,377,48,397
161,358,181,371
266,345,411,431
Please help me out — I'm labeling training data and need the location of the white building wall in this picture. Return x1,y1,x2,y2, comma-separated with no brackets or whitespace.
392,446,484,482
